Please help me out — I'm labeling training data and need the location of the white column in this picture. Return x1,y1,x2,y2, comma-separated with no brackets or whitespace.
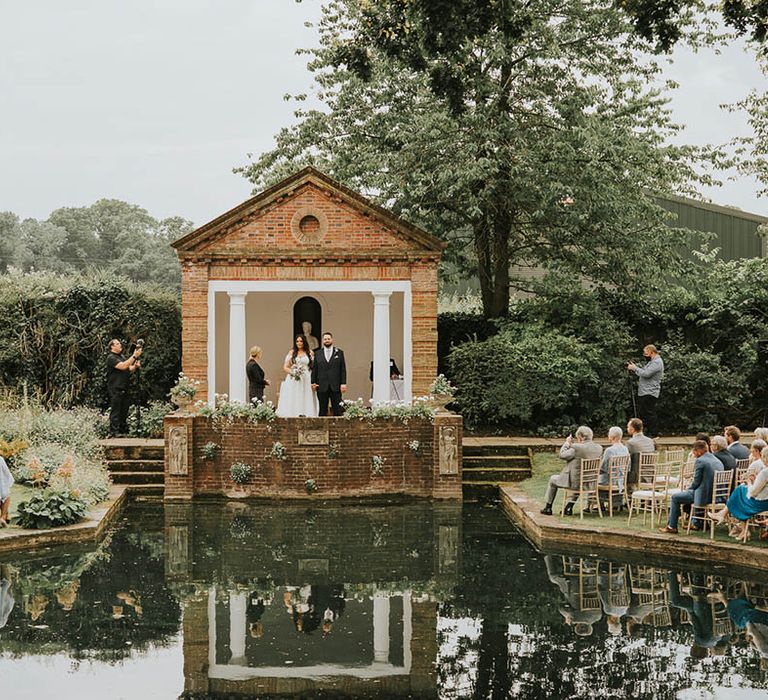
402,592,412,672
208,586,217,670
372,291,392,404
207,287,216,404
403,286,413,403
227,292,247,403
229,590,247,666
373,593,390,664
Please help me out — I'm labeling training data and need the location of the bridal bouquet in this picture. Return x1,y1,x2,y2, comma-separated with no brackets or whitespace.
289,362,305,381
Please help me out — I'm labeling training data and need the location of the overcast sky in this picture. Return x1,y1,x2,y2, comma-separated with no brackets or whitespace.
1,0,766,226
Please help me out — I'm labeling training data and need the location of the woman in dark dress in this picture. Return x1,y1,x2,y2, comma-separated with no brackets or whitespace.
246,346,269,404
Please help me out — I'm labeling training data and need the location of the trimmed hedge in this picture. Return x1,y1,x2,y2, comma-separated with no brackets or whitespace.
0,270,181,408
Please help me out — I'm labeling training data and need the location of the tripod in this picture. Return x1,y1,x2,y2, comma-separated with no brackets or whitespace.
626,371,637,418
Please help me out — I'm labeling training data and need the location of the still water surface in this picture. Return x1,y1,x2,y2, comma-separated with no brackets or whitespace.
1,501,768,699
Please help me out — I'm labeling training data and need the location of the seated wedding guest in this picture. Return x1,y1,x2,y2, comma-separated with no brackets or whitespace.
723,591,768,668
755,427,768,443
540,426,602,516
660,440,722,534
725,425,750,460
746,439,767,480
626,418,655,492
711,435,737,471
711,446,768,537
598,563,630,636
246,346,269,404
599,427,630,486
668,571,719,657
0,455,13,527
545,556,602,638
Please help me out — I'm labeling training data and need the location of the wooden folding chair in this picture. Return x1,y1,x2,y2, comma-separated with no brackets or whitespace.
695,469,733,537
597,454,631,517
658,456,695,525
627,454,664,526
656,449,685,487
561,457,602,520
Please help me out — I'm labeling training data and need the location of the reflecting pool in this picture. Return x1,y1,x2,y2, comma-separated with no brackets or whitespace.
1,501,768,699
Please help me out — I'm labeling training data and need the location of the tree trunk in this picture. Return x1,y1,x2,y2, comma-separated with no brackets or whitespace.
474,217,511,319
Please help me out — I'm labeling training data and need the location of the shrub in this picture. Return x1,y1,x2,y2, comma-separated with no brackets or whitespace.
230,462,253,485
448,326,600,429
0,401,111,504
16,490,88,529
127,400,173,439
0,270,181,408
198,396,276,428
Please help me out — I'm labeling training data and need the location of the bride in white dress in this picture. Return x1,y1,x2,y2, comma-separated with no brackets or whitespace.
276,335,319,418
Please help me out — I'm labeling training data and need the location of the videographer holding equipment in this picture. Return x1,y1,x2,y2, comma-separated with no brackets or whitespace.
106,338,142,437
627,344,664,438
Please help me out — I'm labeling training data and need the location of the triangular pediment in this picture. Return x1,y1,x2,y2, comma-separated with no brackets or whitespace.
172,167,445,257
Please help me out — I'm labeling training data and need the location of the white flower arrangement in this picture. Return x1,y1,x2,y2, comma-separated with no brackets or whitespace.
429,374,455,396
169,372,200,400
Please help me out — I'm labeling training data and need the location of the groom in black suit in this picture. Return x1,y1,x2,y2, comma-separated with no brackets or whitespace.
311,331,347,416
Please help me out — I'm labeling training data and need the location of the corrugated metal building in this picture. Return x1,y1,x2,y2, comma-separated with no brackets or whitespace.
442,194,768,298
660,194,767,260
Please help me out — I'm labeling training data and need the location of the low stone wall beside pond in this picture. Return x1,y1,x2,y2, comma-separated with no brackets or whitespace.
163,412,462,501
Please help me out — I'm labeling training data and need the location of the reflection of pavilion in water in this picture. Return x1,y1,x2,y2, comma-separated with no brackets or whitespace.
165,501,460,698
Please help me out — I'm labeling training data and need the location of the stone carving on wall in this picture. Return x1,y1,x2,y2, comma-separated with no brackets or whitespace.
438,426,459,475
298,428,330,446
168,425,189,475
167,525,190,577
439,525,459,572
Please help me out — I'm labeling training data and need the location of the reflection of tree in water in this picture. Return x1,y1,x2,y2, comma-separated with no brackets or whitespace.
0,514,180,662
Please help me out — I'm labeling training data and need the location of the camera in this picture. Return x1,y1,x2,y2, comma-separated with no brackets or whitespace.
135,339,145,349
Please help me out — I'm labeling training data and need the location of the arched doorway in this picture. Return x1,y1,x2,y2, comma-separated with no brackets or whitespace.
293,296,322,351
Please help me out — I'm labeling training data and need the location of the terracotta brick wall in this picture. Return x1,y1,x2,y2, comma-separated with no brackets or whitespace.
177,180,442,400
164,414,462,501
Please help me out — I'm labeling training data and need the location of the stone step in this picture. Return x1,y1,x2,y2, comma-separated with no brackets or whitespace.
462,481,501,503
462,466,532,483
124,484,165,498
463,455,530,470
462,444,530,457
102,439,165,461
107,459,165,473
109,471,165,485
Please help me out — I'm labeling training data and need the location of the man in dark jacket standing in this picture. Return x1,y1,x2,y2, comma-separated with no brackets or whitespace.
106,339,141,437
311,332,347,416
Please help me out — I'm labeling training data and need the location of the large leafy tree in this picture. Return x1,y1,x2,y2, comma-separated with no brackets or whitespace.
239,0,719,318
0,200,192,291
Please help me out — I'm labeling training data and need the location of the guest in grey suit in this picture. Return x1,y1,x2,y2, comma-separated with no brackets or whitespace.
660,440,723,533
711,434,737,471
541,426,603,516
724,426,750,461
626,418,656,492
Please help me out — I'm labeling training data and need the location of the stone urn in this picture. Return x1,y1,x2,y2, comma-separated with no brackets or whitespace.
429,393,454,411
172,394,195,412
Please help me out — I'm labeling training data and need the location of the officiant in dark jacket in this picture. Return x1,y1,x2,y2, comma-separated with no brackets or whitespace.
246,346,269,403
311,332,347,416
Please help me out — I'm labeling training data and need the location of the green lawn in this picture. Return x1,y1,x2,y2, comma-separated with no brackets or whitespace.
523,451,768,546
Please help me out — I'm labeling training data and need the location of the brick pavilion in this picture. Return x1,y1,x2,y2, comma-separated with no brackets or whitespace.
171,166,446,405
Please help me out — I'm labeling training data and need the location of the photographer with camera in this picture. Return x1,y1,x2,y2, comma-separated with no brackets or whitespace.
627,344,664,438
106,339,142,437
